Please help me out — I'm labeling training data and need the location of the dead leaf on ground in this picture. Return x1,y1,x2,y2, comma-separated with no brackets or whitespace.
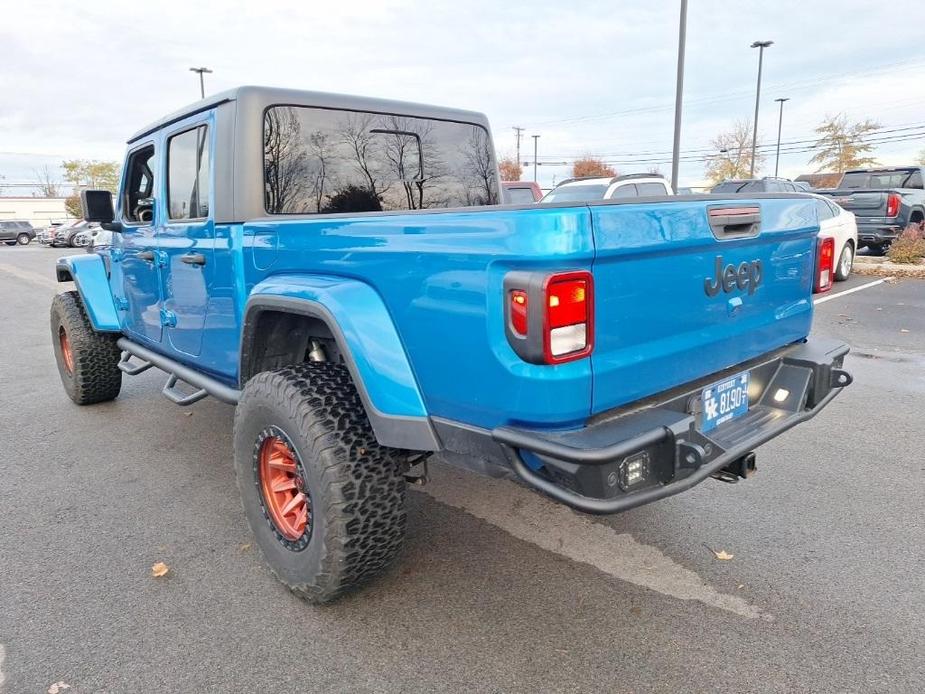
711,548,734,561
48,682,70,694
239,543,251,552
151,561,170,578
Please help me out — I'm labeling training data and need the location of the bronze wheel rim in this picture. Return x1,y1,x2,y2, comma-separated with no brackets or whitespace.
256,429,311,545
59,326,74,374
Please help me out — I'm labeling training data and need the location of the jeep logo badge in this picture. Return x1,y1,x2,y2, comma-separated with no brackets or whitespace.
704,256,763,297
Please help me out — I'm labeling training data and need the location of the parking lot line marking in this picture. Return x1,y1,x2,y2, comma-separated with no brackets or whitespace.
814,277,890,305
0,262,62,290
0,643,5,690
418,460,767,620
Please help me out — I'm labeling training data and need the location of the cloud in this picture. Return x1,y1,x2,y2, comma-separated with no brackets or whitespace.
1,0,923,188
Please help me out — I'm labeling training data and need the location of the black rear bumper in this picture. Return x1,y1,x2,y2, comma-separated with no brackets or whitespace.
856,222,903,245
490,338,852,514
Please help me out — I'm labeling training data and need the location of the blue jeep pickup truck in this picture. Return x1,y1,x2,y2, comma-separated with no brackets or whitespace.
52,86,851,602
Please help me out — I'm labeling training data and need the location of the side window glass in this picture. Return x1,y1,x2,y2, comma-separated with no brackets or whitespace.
610,184,638,198
906,170,923,189
168,125,210,220
123,144,156,223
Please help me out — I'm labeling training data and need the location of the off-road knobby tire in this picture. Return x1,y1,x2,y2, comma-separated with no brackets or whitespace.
233,362,407,603
50,291,122,404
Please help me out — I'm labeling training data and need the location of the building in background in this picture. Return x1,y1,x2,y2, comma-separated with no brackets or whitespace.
0,197,73,225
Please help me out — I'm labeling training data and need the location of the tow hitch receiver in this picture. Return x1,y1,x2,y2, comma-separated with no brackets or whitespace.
711,452,757,484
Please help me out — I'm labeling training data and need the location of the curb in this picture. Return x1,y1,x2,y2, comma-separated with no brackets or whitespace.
853,259,925,279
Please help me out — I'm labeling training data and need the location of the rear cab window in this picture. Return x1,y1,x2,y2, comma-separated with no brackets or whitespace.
263,106,499,214
506,187,537,204
609,184,638,198
636,181,669,196
542,184,608,203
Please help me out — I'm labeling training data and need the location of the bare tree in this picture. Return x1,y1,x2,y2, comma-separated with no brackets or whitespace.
33,166,61,197
460,127,499,205
704,120,763,184
306,131,333,213
264,107,310,213
338,114,387,201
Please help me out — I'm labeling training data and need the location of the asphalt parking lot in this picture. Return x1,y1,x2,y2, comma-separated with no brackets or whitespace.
1,246,923,693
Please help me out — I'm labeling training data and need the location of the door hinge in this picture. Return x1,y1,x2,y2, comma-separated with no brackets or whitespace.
110,248,124,262
155,250,168,268
114,297,129,311
159,308,177,328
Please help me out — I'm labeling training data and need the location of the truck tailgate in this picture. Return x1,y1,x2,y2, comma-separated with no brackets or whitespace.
821,190,888,215
589,197,817,414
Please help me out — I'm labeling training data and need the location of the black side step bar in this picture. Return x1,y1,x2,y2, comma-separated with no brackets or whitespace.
116,337,241,406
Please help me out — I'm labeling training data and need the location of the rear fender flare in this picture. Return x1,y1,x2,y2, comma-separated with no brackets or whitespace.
55,254,120,332
241,274,438,451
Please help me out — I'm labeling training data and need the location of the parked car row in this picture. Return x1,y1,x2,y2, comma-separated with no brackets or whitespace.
38,220,100,248
502,171,857,283
0,220,36,245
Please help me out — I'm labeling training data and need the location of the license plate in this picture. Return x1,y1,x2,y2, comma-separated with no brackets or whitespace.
701,371,750,432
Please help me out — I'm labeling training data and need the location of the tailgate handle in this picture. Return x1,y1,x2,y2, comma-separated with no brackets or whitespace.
708,206,760,238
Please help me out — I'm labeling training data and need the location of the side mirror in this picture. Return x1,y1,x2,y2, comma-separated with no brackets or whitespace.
80,190,123,232
80,190,115,223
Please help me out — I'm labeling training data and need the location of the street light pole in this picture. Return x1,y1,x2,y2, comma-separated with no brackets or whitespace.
532,135,540,183
774,97,790,177
189,67,213,99
670,0,688,193
749,41,773,177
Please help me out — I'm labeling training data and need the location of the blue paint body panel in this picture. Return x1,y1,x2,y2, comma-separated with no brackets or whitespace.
236,206,596,428
588,197,816,414
102,194,820,433
247,275,429,418
58,254,121,332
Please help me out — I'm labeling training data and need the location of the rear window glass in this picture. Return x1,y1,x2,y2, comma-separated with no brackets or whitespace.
711,180,761,193
542,184,608,203
840,171,914,189
506,187,538,204
636,182,668,196
263,106,499,214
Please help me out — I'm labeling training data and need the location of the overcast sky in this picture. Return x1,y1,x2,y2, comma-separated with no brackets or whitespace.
1,0,923,193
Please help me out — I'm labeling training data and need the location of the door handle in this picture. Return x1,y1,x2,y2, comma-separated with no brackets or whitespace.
137,250,155,262
180,253,207,266
707,206,761,238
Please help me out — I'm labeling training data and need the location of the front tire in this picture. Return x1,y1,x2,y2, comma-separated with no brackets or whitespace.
835,242,854,281
16,233,31,245
233,362,407,603
50,291,122,404
865,243,885,256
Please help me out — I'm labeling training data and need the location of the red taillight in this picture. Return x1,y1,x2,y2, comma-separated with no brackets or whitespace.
543,271,593,363
815,236,835,293
886,193,901,217
510,290,528,336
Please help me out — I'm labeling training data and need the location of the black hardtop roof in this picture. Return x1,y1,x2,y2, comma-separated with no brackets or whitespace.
128,85,491,144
